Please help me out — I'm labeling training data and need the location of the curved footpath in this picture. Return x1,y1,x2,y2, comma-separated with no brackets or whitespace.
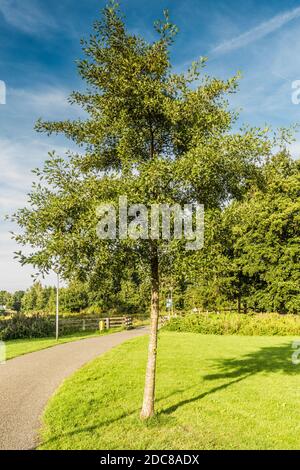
0,327,148,450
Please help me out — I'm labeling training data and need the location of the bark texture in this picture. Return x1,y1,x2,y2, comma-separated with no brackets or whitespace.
140,244,160,420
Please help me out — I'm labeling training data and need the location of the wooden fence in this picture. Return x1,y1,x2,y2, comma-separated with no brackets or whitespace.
103,316,133,330
49,316,133,334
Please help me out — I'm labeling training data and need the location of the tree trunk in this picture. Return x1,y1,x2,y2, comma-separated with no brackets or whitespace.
140,243,159,420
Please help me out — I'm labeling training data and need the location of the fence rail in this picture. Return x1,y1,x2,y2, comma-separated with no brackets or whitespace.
48,315,133,334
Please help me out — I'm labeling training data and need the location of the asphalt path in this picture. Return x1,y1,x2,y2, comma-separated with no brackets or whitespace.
0,327,147,450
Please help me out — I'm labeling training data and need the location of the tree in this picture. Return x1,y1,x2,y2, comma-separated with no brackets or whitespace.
21,283,39,312
13,1,278,418
7,291,25,312
60,281,89,313
0,291,9,306
223,151,300,313
188,151,300,315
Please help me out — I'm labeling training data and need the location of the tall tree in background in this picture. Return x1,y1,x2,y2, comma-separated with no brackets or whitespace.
13,2,279,418
223,151,300,313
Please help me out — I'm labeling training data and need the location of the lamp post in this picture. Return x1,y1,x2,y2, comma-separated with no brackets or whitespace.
56,271,60,341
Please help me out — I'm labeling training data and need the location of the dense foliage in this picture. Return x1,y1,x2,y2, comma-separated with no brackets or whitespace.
0,276,150,316
0,290,25,313
0,314,54,340
164,312,300,336
179,151,300,314
3,151,300,316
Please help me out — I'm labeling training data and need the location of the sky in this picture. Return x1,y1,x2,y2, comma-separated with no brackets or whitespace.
1,0,300,291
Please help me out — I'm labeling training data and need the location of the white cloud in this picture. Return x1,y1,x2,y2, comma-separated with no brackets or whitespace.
0,0,57,34
10,87,75,115
0,84,83,219
212,6,300,56
0,137,69,291
287,142,300,159
0,137,70,212
4,86,86,126
0,81,84,291
0,229,57,291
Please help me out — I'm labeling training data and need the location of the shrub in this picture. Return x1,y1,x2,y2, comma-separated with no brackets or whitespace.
0,314,54,340
80,305,103,316
163,312,300,336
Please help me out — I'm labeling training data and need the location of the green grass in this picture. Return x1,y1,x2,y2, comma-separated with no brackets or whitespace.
5,328,123,360
39,332,300,450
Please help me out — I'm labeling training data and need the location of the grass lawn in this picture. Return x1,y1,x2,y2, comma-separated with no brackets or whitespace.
5,328,123,360
39,331,300,450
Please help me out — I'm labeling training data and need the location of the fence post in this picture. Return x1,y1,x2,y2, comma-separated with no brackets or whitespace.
82,319,86,331
124,316,132,330
106,318,110,330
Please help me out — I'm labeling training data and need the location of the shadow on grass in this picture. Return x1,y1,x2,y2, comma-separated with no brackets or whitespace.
40,341,299,447
161,374,252,415
39,386,193,448
161,341,299,415
204,341,298,380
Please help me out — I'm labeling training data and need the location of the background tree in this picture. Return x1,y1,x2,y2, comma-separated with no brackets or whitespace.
13,2,282,418
21,283,40,313
60,281,89,313
224,151,300,313
0,291,9,307
181,151,300,314
8,291,25,313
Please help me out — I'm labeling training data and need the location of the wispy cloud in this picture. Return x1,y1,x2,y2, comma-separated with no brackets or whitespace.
10,87,76,115
0,137,70,213
0,227,57,291
0,0,57,34
212,6,300,56
0,136,68,290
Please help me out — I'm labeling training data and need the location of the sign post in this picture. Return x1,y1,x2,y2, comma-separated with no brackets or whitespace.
166,295,173,316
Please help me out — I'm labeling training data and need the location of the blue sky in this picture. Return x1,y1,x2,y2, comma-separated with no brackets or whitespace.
1,0,300,291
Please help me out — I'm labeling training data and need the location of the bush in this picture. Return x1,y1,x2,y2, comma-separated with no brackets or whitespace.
79,305,103,316
163,312,300,336
0,314,54,340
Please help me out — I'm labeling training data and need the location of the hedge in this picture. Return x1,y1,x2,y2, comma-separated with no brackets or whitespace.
0,315,54,340
163,312,300,336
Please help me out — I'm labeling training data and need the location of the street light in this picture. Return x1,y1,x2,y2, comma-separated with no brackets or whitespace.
55,270,60,341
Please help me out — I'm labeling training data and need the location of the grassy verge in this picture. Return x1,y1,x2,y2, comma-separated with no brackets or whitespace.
39,331,300,450
5,328,124,360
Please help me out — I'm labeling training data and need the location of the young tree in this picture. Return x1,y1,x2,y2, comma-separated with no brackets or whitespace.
13,1,277,418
